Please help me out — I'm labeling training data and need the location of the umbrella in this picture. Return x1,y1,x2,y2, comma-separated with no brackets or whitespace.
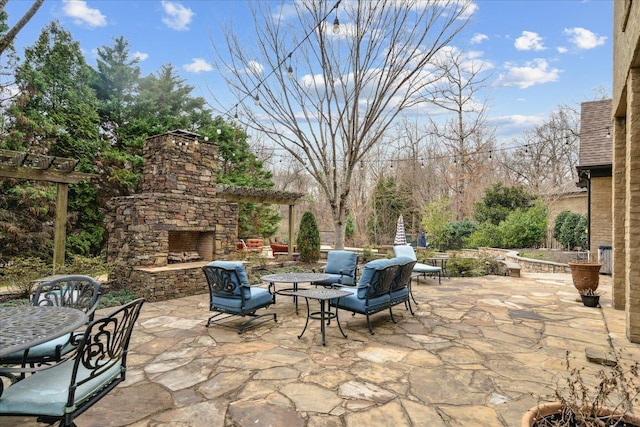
394,215,407,245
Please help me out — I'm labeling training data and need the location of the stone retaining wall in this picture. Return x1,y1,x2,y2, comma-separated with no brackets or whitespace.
477,248,571,274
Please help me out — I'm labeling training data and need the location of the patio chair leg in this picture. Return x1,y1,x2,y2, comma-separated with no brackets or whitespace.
366,314,375,335
389,306,397,324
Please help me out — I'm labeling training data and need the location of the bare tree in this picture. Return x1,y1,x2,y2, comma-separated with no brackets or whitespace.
0,0,45,55
426,46,496,219
215,0,472,249
499,105,580,196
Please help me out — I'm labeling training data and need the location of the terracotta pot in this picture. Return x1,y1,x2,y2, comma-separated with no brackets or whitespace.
568,262,601,294
521,402,640,426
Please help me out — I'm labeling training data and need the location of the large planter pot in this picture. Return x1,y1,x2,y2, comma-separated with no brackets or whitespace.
521,402,640,426
568,262,602,294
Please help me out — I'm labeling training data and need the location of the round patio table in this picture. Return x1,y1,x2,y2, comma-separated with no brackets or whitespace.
260,272,330,314
0,305,88,357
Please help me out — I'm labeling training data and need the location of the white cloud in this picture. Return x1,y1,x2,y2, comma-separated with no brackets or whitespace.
470,33,488,44
563,27,606,50
132,51,149,61
557,46,568,54
183,58,212,73
514,31,546,51
161,1,194,31
490,114,546,138
497,59,561,89
246,60,264,75
62,0,107,28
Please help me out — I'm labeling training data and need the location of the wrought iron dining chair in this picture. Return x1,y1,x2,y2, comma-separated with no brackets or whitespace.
203,261,277,334
0,275,102,381
0,298,145,427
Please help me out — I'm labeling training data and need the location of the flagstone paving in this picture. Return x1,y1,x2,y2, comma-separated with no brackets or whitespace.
3,272,639,427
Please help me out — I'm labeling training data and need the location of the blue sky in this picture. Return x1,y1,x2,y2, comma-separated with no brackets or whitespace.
3,0,613,142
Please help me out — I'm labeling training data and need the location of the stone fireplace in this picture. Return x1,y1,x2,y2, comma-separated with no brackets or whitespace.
105,130,238,301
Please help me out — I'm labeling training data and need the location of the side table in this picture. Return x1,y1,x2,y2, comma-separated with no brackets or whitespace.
290,288,351,346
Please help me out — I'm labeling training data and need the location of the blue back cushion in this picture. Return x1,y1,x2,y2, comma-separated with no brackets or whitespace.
393,245,417,261
325,251,358,277
357,258,393,298
207,261,251,300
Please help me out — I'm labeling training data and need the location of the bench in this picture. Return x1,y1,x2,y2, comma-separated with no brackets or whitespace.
501,260,521,277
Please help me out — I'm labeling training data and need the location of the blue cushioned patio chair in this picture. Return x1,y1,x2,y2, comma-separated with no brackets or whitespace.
0,298,145,427
393,245,442,285
329,259,399,335
203,261,277,334
390,257,417,313
0,275,101,382
313,250,359,287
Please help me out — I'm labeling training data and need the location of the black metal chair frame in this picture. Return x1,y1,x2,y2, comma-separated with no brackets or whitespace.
203,265,277,334
392,260,417,315
0,298,145,427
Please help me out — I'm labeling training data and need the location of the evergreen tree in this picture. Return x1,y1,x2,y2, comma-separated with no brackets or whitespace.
214,118,281,239
1,21,102,257
297,211,321,263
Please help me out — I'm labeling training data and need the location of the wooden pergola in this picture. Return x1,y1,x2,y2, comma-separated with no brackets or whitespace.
0,149,95,270
217,184,305,255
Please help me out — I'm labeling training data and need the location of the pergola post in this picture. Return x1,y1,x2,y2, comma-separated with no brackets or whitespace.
288,204,295,255
53,182,69,272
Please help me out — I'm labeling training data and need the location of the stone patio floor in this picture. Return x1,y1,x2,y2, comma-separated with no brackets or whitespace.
4,272,640,427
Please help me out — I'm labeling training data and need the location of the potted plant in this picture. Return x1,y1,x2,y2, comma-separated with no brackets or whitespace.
579,289,601,308
568,259,602,295
521,351,640,426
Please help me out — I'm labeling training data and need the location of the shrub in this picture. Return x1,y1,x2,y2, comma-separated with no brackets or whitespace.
466,221,502,249
473,183,536,226
443,218,477,250
421,195,454,250
296,211,321,263
499,201,547,249
554,210,587,250
446,254,502,277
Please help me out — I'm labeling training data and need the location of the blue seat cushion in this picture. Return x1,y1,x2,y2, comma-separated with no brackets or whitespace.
356,259,394,299
414,262,441,274
0,358,122,416
211,287,272,311
0,334,74,364
332,288,390,314
207,261,251,300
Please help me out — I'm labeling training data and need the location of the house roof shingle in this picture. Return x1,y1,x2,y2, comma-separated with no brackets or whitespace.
578,99,612,168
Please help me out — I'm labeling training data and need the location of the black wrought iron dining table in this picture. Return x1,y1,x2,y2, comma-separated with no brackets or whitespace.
0,305,88,357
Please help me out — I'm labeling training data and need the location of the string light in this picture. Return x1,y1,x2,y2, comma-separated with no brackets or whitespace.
218,1,342,121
